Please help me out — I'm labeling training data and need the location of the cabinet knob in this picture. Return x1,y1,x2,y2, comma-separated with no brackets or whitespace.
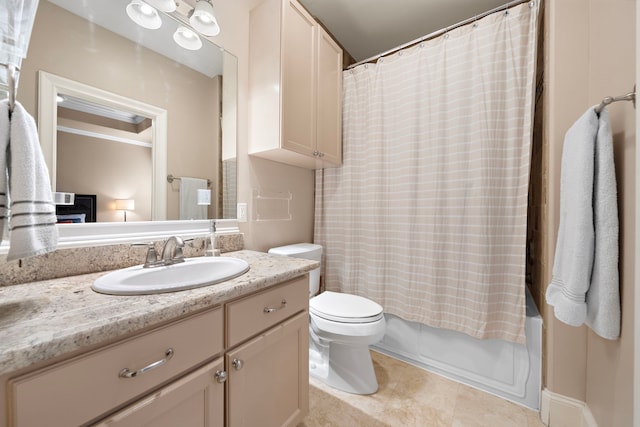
232,358,244,370
214,370,227,383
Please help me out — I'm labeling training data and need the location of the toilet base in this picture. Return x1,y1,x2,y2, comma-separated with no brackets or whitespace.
309,341,378,395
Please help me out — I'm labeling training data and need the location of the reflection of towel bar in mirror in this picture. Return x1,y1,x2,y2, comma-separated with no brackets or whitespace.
167,174,212,188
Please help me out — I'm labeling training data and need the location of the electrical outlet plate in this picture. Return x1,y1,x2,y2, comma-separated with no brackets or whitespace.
237,203,247,222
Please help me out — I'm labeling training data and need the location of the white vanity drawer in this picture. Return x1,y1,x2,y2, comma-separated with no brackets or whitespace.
226,276,308,347
9,307,223,427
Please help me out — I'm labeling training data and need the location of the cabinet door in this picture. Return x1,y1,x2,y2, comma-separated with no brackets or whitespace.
316,26,343,166
227,311,309,427
93,358,225,427
281,0,317,158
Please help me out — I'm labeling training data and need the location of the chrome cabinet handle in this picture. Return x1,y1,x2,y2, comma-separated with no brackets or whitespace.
215,370,227,383
264,299,287,313
232,358,243,370
119,348,174,378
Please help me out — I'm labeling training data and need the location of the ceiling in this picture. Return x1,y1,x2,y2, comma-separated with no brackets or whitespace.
49,0,224,77
298,0,509,62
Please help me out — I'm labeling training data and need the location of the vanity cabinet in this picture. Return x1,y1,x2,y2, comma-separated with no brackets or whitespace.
225,277,309,427
248,0,343,169
5,275,309,427
94,358,225,427
8,308,224,427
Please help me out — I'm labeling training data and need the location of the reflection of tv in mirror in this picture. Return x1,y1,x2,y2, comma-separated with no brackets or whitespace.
56,194,97,223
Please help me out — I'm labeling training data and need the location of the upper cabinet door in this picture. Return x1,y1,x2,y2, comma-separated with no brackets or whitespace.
248,0,343,169
316,26,343,167
281,0,317,158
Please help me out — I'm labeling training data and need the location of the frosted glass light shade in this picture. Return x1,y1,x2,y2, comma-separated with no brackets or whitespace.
189,0,220,36
126,0,162,29
173,26,203,50
115,199,135,211
144,0,176,12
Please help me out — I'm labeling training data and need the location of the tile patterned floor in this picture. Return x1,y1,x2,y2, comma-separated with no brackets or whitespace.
301,350,545,427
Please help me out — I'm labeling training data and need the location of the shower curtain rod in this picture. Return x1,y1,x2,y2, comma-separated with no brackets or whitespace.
347,0,536,69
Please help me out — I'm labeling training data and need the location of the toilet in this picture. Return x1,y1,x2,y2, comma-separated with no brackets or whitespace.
268,243,386,395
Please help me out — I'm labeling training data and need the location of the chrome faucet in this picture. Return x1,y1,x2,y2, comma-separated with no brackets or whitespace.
160,236,185,265
139,236,185,268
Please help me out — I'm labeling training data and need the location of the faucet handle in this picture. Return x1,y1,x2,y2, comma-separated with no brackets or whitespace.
133,242,160,267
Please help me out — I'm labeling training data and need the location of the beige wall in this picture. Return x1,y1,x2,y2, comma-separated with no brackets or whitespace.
545,1,635,425
57,131,153,222
20,1,220,221
230,0,316,251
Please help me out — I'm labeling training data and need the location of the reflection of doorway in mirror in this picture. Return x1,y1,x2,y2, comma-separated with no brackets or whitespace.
55,99,153,222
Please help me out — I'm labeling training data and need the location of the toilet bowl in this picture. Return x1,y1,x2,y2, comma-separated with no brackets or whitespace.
268,243,386,395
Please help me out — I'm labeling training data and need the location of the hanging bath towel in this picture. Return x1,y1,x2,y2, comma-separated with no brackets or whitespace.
546,107,620,339
179,177,208,220
585,108,620,339
6,101,58,260
0,101,9,240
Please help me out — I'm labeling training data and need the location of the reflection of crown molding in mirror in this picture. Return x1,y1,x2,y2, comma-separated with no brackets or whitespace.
0,219,240,254
38,70,168,221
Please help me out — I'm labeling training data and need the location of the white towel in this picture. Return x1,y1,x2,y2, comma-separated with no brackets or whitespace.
0,101,9,239
5,101,58,261
179,177,208,220
546,107,620,340
585,108,620,339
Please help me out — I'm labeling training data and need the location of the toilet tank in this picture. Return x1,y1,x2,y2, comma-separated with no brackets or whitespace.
268,243,322,297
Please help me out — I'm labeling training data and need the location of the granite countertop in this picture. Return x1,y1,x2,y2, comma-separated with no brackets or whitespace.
0,250,318,376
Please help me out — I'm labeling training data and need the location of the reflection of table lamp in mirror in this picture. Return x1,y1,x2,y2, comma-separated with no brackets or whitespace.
115,199,135,222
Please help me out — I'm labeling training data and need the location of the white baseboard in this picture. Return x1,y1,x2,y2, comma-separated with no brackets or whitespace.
540,389,598,427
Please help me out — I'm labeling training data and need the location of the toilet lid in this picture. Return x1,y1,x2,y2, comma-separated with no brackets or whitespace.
310,291,384,323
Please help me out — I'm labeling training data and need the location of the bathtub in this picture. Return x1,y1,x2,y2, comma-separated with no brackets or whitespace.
372,289,542,410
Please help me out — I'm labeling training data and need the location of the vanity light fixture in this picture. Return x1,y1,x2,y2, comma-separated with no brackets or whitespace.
188,0,220,36
115,199,135,222
173,26,203,50
143,0,176,13
126,0,162,30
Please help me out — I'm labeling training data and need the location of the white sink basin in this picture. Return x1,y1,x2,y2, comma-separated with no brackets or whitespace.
92,257,250,295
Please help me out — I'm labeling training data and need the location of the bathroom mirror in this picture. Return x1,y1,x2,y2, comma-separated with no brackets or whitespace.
25,0,238,223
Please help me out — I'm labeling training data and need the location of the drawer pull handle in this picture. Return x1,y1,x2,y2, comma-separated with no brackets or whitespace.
264,299,287,313
119,348,174,379
232,358,243,370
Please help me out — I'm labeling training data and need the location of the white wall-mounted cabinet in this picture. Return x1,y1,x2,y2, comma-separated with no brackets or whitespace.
249,0,343,169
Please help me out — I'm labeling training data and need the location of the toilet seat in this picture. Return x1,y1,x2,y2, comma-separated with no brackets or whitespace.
310,291,383,323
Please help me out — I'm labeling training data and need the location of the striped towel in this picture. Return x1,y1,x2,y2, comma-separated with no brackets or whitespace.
0,101,9,239
5,101,58,260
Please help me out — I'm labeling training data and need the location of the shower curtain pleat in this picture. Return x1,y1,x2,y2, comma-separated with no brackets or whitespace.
314,1,539,344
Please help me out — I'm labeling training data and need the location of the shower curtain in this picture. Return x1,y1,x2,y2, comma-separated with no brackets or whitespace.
314,1,539,344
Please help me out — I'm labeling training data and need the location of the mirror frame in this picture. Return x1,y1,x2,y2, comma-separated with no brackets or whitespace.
0,218,239,254
38,70,168,220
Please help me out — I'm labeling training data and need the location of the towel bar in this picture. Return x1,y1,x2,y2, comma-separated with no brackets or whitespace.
595,85,636,114
167,174,212,187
